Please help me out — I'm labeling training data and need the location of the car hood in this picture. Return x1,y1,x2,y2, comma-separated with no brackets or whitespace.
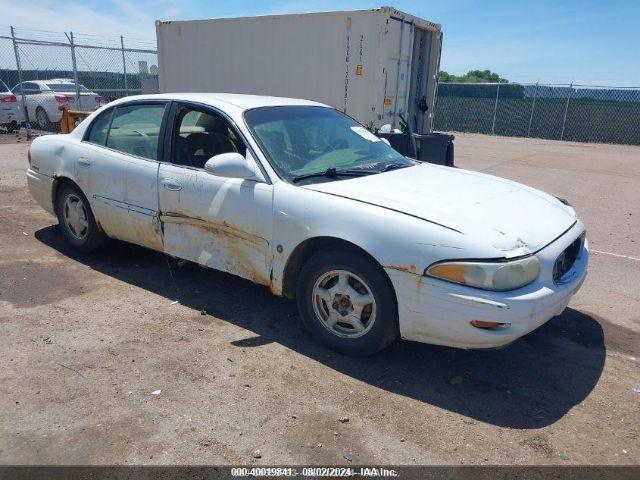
303,163,576,256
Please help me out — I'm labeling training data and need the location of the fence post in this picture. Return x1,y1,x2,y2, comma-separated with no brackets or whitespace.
491,83,500,135
120,35,129,96
10,26,31,138
527,82,538,137
560,83,573,141
66,31,82,110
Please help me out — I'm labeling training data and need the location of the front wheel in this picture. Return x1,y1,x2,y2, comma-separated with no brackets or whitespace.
296,248,399,356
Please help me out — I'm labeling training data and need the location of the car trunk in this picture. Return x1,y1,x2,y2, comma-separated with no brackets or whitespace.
55,92,102,110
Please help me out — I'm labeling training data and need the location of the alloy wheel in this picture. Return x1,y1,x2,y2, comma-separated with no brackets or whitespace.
312,269,377,338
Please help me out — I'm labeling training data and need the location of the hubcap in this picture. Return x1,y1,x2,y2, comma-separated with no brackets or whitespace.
37,109,47,126
312,269,376,338
62,193,88,240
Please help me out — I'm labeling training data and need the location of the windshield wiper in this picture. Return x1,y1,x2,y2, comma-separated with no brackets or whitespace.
380,163,411,172
292,167,378,183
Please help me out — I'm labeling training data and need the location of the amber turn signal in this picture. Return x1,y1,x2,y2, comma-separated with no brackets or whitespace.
470,320,511,330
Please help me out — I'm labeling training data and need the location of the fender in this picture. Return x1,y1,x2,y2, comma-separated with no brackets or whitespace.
269,182,503,296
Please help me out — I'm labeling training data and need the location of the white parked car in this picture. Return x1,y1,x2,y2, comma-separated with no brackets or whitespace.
26,93,588,355
12,79,104,129
0,79,20,131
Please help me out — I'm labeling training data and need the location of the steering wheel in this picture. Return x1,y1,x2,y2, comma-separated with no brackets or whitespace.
131,129,148,138
326,138,348,151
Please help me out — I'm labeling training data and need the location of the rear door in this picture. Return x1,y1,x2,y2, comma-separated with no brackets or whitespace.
158,102,273,285
81,101,168,251
20,82,42,121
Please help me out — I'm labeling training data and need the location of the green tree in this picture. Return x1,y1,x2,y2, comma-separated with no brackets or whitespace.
439,70,508,83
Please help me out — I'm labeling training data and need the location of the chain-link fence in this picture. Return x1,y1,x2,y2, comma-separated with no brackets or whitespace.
434,82,640,145
2,26,639,146
0,26,158,135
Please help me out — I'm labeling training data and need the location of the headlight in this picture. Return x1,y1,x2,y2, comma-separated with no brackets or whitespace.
425,256,540,291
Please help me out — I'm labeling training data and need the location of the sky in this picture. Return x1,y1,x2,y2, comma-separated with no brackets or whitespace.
1,0,639,86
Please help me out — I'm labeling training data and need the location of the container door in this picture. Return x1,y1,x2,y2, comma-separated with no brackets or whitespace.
381,18,413,129
407,28,440,134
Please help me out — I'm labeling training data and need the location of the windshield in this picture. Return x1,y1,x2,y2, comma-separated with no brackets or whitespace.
46,83,89,92
244,106,414,182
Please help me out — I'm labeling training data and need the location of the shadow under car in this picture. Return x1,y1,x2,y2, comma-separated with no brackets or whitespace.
34,225,610,429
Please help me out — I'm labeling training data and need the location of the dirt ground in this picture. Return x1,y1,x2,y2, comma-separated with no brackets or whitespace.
0,131,639,465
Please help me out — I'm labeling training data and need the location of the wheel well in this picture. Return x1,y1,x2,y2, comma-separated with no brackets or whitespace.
51,177,81,215
281,236,389,299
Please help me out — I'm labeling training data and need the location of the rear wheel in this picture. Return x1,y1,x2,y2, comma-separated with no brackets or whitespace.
56,183,109,252
35,107,52,130
296,248,399,356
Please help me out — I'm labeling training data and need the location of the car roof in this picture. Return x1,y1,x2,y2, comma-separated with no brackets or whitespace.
21,79,75,86
110,92,330,113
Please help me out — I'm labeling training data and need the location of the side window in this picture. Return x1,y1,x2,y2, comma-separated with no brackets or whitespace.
23,83,40,95
172,105,246,168
86,108,114,146
106,103,166,160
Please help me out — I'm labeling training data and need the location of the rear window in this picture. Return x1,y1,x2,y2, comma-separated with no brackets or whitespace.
0,80,9,92
86,108,114,146
46,83,89,92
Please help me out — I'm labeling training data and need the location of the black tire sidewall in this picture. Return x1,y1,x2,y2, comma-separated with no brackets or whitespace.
36,108,49,129
296,248,399,356
56,184,107,252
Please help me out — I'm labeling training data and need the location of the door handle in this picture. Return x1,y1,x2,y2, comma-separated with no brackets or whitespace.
162,178,182,191
77,158,91,168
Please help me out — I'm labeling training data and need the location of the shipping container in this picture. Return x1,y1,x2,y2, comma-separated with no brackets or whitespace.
156,6,443,135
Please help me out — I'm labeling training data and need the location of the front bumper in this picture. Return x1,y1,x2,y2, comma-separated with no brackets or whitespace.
386,222,588,349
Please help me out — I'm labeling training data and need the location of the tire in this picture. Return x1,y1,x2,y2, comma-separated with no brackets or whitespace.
35,107,52,131
56,183,109,253
296,247,399,356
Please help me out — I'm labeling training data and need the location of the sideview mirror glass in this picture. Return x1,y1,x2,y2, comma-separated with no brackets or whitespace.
204,152,256,179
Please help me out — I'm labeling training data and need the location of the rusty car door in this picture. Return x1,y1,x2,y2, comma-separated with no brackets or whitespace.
157,103,273,286
81,101,168,251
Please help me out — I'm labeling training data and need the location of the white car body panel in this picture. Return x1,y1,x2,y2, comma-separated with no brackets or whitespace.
304,163,577,255
158,159,273,285
0,83,20,126
26,93,588,349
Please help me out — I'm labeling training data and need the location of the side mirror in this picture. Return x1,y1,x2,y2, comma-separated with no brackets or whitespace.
204,152,256,179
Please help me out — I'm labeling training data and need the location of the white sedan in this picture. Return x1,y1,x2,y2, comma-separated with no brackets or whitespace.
26,93,588,355
12,79,104,129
